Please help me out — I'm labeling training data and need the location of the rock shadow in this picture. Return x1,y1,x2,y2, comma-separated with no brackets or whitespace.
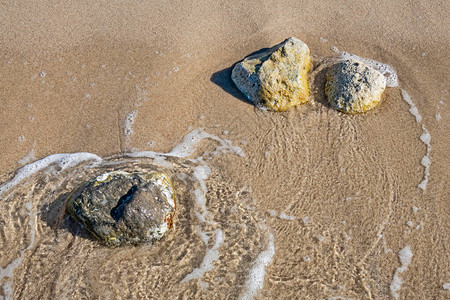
39,192,97,243
309,57,336,109
210,47,270,106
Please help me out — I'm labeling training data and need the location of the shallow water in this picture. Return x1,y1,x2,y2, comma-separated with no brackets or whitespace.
1,49,448,299
1,6,449,296
0,135,274,299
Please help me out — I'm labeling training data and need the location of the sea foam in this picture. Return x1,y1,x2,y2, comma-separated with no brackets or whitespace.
0,153,102,298
390,246,413,300
240,233,275,300
127,128,244,160
0,128,245,294
181,229,224,283
0,153,102,198
334,48,432,191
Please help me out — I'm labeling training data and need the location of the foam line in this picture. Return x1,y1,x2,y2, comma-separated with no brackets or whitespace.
269,210,296,221
401,89,422,123
390,246,413,300
240,233,275,300
0,153,102,198
0,128,242,290
400,91,432,190
418,126,431,190
332,49,432,190
168,129,244,158
126,128,244,159
400,89,432,190
181,229,224,282
278,212,296,221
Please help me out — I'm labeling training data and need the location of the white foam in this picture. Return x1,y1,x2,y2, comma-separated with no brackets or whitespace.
124,110,138,136
193,165,211,190
240,233,275,300
343,232,351,241
181,229,224,282
195,226,211,245
415,221,424,230
0,153,102,198
400,90,432,190
177,154,225,281
443,283,450,290
191,165,213,222
125,151,162,160
268,210,296,220
168,129,244,158
418,126,431,190
302,216,311,224
278,212,296,221
336,50,399,87
398,246,413,269
126,129,243,160
126,129,243,161
152,156,171,168
390,246,413,300
401,89,422,123
194,189,207,211
1,129,244,289
435,113,442,121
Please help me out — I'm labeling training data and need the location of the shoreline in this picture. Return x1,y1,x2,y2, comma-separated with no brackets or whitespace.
1,1,448,299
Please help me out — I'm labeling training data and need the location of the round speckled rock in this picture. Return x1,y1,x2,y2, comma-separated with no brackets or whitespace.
325,59,387,114
231,37,311,111
66,171,175,246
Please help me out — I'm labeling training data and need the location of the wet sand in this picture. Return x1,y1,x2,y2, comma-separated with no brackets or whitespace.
1,1,449,299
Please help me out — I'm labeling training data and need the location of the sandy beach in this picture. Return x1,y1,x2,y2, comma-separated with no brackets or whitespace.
1,1,449,299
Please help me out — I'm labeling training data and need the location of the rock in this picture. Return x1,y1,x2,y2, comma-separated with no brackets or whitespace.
66,170,175,246
231,37,311,111
325,59,387,114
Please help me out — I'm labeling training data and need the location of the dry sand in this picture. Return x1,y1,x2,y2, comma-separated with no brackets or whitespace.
0,1,449,299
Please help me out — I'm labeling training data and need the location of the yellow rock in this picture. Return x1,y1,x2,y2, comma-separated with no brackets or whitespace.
231,37,311,111
325,59,387,114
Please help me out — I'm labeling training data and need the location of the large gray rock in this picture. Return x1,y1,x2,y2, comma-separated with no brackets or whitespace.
325,59,387,114
66,171,175,246
231,37,311,111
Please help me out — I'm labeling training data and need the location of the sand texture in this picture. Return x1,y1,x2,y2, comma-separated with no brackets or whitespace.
1,1,449,299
